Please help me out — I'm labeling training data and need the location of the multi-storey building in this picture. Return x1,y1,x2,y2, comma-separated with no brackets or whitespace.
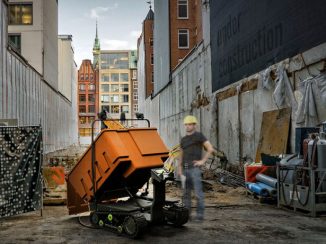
142,6,154,98
2,0,78,151
129,51,138,118
137,6,154,117
77,59,99,141
153,0,203,94
8,0,59,90
169,0,202,71
98,50,135,120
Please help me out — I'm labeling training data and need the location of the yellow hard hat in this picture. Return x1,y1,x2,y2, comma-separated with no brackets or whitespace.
184,115,198,124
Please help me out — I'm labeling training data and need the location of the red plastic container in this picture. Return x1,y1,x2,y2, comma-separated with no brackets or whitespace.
245,164,276,183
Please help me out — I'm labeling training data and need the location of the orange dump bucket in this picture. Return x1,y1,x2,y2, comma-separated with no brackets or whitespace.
67,128,169,215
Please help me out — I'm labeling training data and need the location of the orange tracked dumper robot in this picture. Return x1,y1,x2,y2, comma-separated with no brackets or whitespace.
66,119,189,238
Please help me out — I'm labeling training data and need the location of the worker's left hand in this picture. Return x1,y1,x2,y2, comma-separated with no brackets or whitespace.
193,160,205,167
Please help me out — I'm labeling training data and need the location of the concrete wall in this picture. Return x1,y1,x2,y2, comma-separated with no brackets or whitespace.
143,1,326,165
153,0,170,94
1,0,78,153
158,42,214,148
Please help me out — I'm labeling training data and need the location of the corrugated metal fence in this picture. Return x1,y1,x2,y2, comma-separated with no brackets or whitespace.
0,0,77,153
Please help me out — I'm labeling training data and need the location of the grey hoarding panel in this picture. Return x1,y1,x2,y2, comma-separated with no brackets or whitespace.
210,0,326,92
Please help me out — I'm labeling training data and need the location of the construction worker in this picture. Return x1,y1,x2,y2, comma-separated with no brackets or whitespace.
178,115,214,221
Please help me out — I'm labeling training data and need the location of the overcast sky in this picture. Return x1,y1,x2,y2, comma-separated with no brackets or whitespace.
58,0,153,67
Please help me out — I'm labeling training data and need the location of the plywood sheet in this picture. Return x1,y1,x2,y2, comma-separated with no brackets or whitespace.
255,108,291,163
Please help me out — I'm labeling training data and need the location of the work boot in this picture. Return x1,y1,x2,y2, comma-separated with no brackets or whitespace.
194,215,204,222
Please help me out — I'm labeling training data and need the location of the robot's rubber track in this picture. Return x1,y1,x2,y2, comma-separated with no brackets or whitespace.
90,211,147,239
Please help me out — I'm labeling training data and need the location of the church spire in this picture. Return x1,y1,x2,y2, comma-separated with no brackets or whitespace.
96,20,98,39
93,20,100,51
93,20,100,68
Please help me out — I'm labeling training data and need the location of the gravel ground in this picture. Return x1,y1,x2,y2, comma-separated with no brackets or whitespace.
1,182,326,243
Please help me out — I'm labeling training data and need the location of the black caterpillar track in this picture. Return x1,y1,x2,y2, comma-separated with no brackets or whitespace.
90,211,147,238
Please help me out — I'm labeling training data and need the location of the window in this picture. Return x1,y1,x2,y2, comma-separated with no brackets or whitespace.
88,94,95,102
8,34,21,53
79,128,92,136
88,105,95,113
79,94,86,102
133,81,138,89
111,84,119,92
9,3,33,25
134,94,138,100
111,95,119,103
111,73,119,82
101,74,110,82
80,74,84,81
79,106,86,113
101,84,110,92
85,74,89,80
79,84,85,91
149,38,153,47
178,29,189,49
101,95,110,103
151,72,154,83
80,128,92,137
79,117,87,124
88,116,95,125
111,105,119,114
121,105,129,113
88,84,95,91
90,74,94,81
120,73,129,82
178,0,188,19
150,53,154,65
100,52,129,69
132,70,137,80
121,95,129,103
134,104,138,112
101,106,110,113
120,84,129,92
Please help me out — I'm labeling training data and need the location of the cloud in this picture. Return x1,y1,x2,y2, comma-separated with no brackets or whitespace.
88,3,118,19
130,30,141,38
102,39,130,50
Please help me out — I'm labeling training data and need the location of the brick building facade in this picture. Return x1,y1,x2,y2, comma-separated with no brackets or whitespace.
169,0,203,70
77,60,99,138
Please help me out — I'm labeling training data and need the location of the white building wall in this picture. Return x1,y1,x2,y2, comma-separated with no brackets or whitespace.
43,0,58,90
1,0,77,153
137,35,146,114
8,0,58,90
58,36,73,101
8,0,43,74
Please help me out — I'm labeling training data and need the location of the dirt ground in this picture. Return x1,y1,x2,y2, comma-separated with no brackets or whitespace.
1,181,326,244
